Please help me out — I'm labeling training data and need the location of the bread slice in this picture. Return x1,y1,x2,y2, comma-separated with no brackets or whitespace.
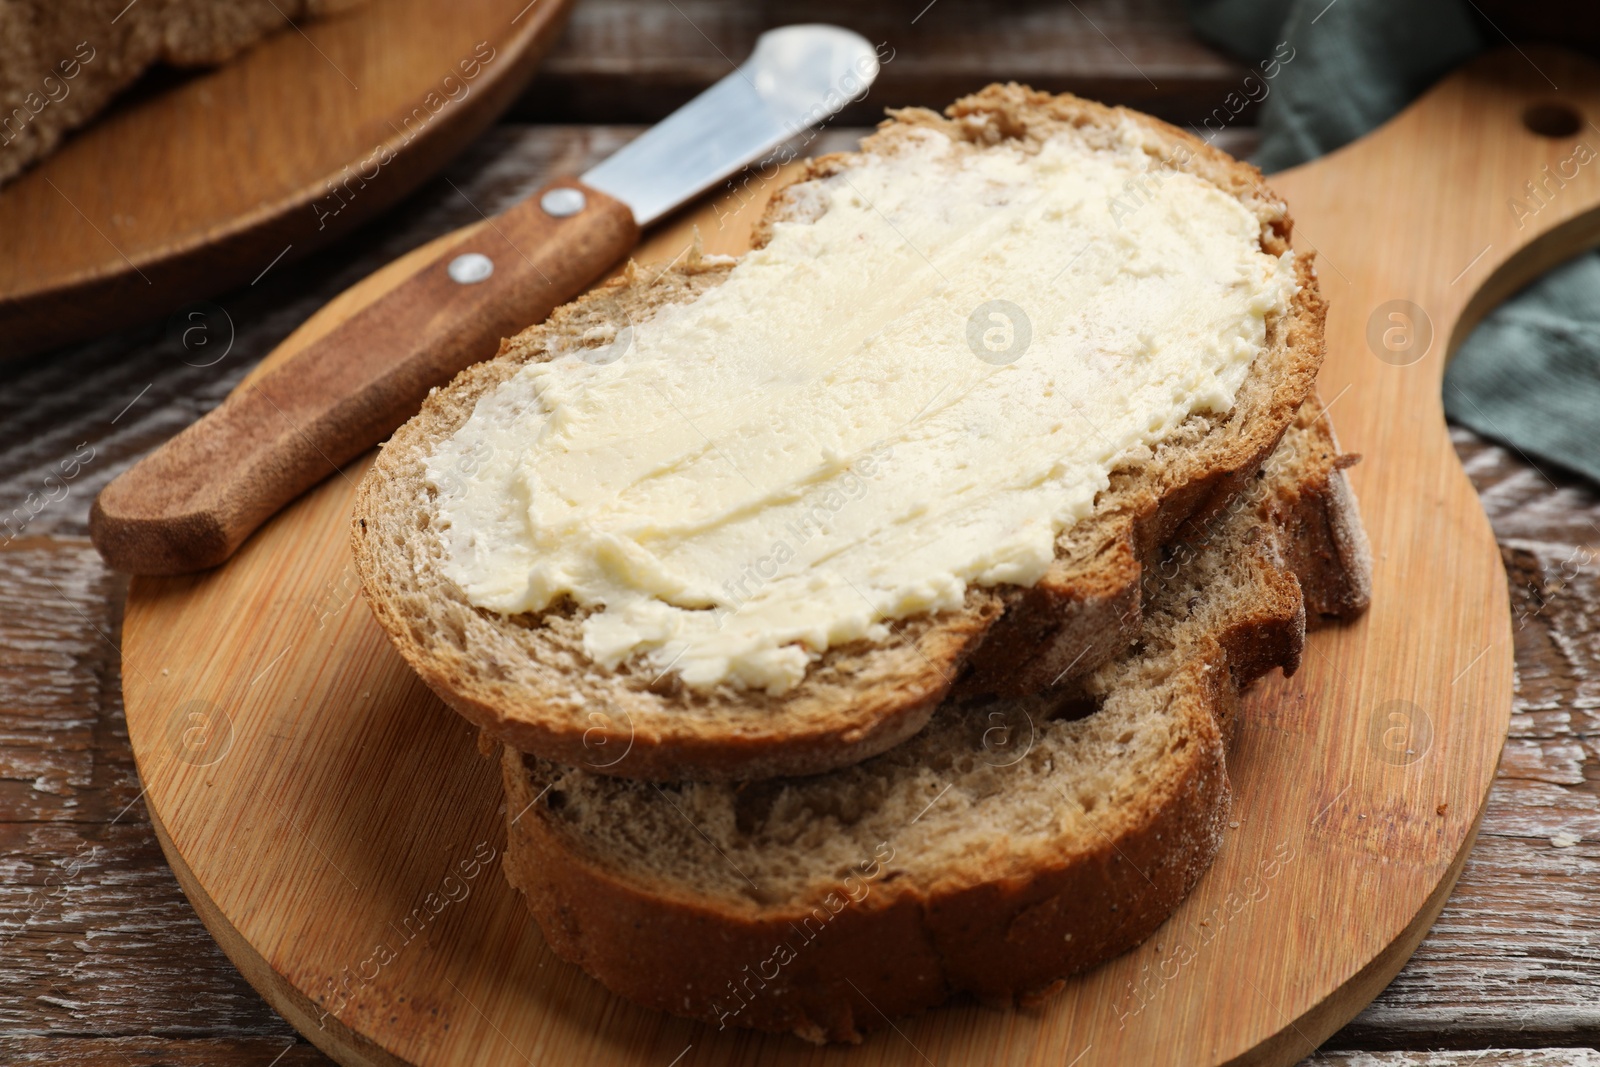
0,0,361,186
499,400,1370,1043
352,85,1327,782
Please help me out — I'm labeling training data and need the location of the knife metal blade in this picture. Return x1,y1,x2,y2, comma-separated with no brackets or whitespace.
584,25,880,226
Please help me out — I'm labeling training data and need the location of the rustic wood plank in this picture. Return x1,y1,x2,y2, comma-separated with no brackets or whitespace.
515,0,1259,126
0,538,131,824
0,819,306,1041
4,1037,330,1065
1315,1053,1600,1066
0,539,308,1056
1325,430,1600,1052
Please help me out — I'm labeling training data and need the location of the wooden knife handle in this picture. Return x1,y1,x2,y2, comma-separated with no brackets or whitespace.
90,180,639,575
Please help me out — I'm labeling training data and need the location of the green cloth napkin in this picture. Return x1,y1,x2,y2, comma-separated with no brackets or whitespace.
1190,0,1600,483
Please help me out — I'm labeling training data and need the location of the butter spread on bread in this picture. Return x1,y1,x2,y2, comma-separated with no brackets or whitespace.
352,85,1326,782
428,121,1298,693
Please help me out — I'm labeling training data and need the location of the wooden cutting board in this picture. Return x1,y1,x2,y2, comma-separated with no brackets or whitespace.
120,46,1597,1067
0,0,572,359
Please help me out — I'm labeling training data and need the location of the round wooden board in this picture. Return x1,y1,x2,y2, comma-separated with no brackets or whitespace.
0,0,572,359
121,46,1600,1067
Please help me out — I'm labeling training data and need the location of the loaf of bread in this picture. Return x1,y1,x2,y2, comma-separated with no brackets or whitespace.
352,85,1328,782
499,399,1370,1042
0,0,361,185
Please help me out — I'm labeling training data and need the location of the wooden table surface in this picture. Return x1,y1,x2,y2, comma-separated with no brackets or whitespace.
3,2,1598,1064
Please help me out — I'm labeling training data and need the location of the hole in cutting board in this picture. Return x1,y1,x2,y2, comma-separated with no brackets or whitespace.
1523,102,1583,138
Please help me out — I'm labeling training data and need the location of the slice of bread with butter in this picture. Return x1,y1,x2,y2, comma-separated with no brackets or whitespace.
352,85,1330,782
498,400,1370,1043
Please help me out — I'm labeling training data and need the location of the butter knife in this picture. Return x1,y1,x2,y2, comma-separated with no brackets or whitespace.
91,25,879,575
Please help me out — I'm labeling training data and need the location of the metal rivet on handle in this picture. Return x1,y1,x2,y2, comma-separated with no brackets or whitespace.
447,253,494,285
540,187,587,217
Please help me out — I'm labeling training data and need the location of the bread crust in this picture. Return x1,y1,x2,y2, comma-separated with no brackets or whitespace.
502,679,1233,1043
353,84,1328,781
499,406,1367,1043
